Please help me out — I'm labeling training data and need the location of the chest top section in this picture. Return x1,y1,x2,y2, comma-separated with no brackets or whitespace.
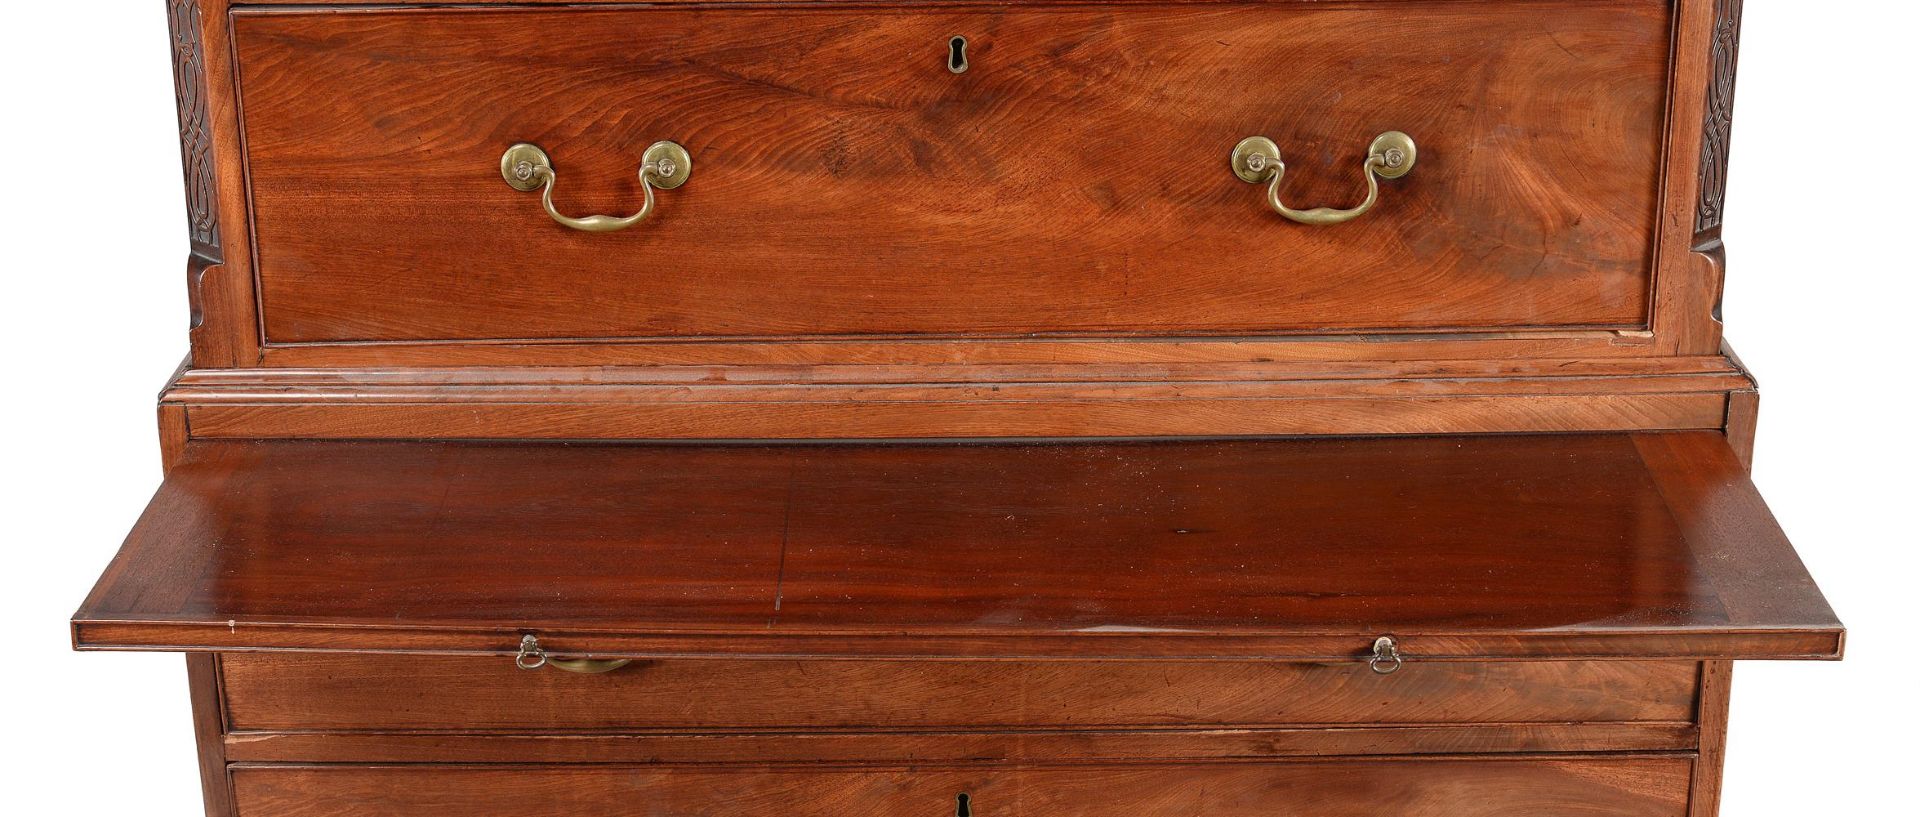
168,0,1743,373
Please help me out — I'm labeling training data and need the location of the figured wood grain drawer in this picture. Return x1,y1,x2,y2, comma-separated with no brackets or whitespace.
231,2,1673,344
220,654,1698,733
230,759,1695,817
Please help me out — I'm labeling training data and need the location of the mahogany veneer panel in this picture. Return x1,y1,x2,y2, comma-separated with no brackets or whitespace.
220,654,1697,732
72,432,1839,660
233,2,1669,343
229,760,1695,817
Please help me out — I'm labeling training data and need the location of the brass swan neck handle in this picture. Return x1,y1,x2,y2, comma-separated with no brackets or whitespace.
1231,131,1417,226
515,634,632,674
501,141,692,233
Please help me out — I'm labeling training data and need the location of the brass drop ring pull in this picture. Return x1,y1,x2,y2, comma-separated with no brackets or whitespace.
515,634,632,674
1230,132,1417,226
1369,635,1404,675
500,141,692,233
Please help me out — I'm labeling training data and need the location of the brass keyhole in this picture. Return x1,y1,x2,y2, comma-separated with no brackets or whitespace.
948,36,969,74
956,793,972,817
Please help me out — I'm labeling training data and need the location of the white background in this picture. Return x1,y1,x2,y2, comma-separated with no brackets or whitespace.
2,3,1914,814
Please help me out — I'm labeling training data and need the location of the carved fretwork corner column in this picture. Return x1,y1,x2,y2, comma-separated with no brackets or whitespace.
165,0,220,334
1654,0,1745,357
1694,0,1744,332
163,0,258,368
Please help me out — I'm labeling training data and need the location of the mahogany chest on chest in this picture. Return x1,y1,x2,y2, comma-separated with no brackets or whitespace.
77,2,1839,815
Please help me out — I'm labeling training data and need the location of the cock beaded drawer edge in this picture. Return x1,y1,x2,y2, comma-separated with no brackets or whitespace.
75,2,1841,817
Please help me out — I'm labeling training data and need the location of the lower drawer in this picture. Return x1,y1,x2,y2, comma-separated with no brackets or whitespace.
219,654,1699,732
230,759,1695,817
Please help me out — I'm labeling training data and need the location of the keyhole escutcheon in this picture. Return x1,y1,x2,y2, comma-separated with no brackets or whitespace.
948,36,969,74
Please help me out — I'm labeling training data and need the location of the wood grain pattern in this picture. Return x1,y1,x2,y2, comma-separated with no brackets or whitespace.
164,356,1747,439
159,403,190,474
225,725,1703,765
90,3,1825,815
1650,0,1730,356
71,433,1842,660
187,654,236,817
232,3,1671,343
227,760,1696,817
1718,343,1760,471
1633,433,1842,653
166,0,225,350
170,0,257,367
1688,661,1734,817
70,624,1848,663
168,355,1748,392
1724,388,1758,471
219,653,1697,732
179,393,1730,441
251,333,1663,368
1658,0,1742,361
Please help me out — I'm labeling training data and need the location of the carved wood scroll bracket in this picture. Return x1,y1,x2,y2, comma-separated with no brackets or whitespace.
1694,0,1742,246
168,0,222,330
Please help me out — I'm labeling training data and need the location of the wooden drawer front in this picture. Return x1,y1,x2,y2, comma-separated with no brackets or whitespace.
233,3,1671,344
221,654,1697,732
231,760,1694,817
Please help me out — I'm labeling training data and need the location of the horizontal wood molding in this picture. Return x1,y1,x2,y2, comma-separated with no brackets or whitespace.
253,333,1668,368
228,0,1655,5
179,394,1727,440
222,724,1702,765
70,623,1847,663
172,356,1745,393
165,357,1748,439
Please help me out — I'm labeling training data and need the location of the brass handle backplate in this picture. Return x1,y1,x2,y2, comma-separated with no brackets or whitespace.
501,141,692,233
516,634,632,674
1231,131,1416,226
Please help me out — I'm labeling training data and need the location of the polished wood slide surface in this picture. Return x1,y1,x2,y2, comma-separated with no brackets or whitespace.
232,2,1671,343
73,432,1839,660
229,759,1696,817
